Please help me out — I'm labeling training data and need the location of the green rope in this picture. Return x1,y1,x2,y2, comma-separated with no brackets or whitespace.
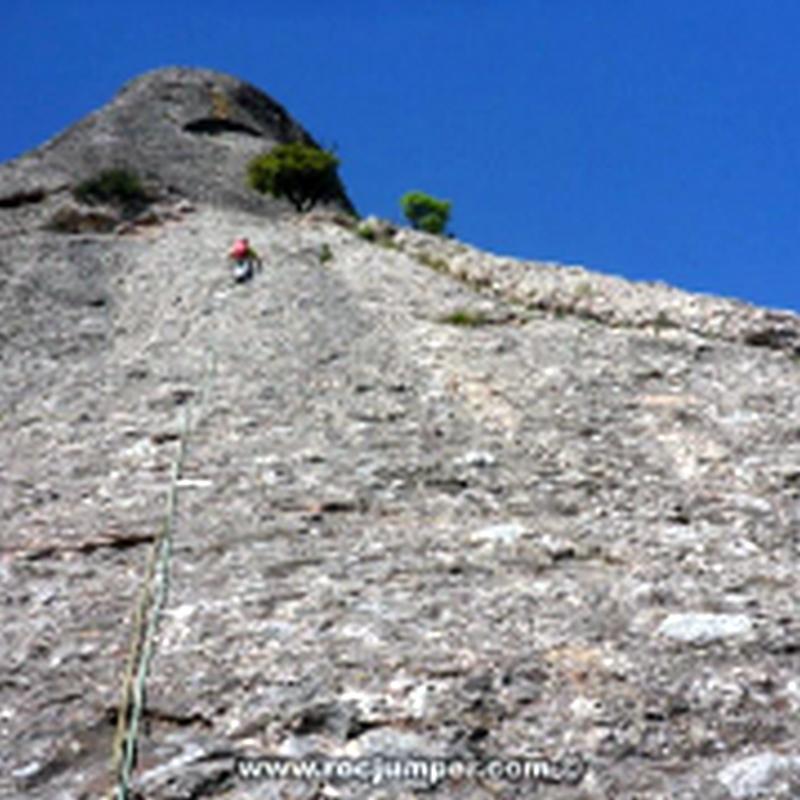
110,350,216,800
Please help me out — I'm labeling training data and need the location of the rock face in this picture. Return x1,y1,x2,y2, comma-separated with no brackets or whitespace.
0,66,354,237
1,69,800,800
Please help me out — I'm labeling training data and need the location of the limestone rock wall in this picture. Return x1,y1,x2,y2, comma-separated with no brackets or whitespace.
1,70,799,800
0,206,798,799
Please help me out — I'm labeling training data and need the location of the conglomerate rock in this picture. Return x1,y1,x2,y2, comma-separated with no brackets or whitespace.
0,70,798,800
0,66,354,240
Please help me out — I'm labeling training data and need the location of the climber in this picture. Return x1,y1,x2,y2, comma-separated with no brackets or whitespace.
228,237,262,283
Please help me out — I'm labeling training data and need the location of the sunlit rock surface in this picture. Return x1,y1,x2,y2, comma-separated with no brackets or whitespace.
1,68,799,800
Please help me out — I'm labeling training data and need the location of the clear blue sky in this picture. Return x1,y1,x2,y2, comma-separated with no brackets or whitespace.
3,1,799,311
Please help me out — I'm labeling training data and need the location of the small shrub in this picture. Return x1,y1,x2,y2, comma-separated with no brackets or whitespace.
248,142,342,213
356,221,376,241
417,252,450,272
653,310,678,333
319,243,334,263
48,204,119,234
356,217,399,249
440,308,491,327
73,168,150,212
400,190,451,235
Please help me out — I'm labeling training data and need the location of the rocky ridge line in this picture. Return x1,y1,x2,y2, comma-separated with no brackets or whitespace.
354,217,800,356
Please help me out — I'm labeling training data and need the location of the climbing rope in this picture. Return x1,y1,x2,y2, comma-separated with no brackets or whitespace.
109,349,216,800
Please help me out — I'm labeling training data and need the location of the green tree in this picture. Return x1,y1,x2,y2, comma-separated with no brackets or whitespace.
73,168,150,212
247,142,341,212
400,190,451,234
